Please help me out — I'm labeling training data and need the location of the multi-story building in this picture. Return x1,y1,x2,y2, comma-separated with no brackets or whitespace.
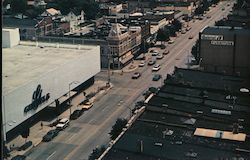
199,26,250,77
3,16,54,40
107,23,141,69
2,29,101,141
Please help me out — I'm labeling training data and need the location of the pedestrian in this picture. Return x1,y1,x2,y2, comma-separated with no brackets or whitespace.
41,122,43,129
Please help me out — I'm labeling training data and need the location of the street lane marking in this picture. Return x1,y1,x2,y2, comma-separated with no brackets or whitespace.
46,151,56,160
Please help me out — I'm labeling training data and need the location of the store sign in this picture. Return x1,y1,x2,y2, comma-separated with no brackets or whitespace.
24,84,50,113
211,40,234,46
201,34,224,40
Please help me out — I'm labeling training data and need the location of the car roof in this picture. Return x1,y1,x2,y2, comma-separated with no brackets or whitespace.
60,118,69,123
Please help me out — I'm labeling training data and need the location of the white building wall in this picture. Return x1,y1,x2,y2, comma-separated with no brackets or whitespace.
2,46,100,134
2,28,20,48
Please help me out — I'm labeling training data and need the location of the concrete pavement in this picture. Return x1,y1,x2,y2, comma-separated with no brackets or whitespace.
5,80,111,159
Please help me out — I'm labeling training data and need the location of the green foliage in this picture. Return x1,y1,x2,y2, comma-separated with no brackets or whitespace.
109,118,127,140
88,145,106,160
172,19,182,31
10,0,27,14
191,40,199,64
156,28,170,42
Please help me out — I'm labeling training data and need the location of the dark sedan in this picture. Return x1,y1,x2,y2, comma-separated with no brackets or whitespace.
42,129,60,142
70,109,83,120
152,74,162,81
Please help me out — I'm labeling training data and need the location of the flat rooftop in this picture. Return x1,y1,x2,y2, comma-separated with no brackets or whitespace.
3,41,98,95
103,68,250,160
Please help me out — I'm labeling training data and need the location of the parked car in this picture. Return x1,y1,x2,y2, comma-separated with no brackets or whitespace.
152,64,161,71
163,50,170,55
70,109,83,120
160,44,166,49
148,60,156,65
156,54,164,59
222,7,225,11
152,74,162,81
181,30,186,34
81,101,93,110
138,61,145,67
42,129,60,142
132,72,141,79
11,155,26,160
56,118,69,130
168,40,175,44
18,141,32,151
151,51,159,56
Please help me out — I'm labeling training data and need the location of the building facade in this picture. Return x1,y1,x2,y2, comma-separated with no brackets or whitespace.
107,23,141,69
199,26,250,77
2,32,101,141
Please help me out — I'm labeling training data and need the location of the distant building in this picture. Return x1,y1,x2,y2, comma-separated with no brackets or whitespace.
61,10,85,32
107,23,141,69
199,26,250,77
41,8,61,20
155,2,195,16
100,3,123,15
3,16,54,40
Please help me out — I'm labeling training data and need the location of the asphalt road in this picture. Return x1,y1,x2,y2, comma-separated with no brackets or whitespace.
25,1,234,160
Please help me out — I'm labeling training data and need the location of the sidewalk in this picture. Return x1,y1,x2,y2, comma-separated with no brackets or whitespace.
5,80,112,159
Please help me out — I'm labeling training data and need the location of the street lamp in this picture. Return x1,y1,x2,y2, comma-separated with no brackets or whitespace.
68,81,79,117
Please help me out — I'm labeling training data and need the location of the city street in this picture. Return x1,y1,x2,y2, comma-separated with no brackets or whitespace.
24,1,234,160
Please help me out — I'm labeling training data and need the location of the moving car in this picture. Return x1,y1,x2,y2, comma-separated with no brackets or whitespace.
56,118,69,130
148,60,156,65
138,61,145,67
42,129,60,142
70,109,83,120
81,101,93,110
156,54,164,59
152,74,162,81
132,72,141,79
163,50,170,55
152,64,161,71
189,35,193,39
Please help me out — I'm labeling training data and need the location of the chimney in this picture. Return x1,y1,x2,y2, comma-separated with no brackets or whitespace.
232,123,239,134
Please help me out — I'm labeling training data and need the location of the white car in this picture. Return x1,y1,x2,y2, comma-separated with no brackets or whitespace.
152,64,161,71
56,118,69,130
168,40,175,44
151,52,159,56
156,54,164,59
138,61,145,67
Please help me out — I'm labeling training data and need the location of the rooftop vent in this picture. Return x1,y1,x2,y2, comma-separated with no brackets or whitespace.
240,88,249,93
211,109,231,115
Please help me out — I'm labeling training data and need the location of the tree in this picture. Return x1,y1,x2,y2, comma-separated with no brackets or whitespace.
156,28,170,44
191,40,199,64
55,0,100,20
88,145,106,160
172,19,182,32
21,128,30,143
10,0,27,14
109,118,127,140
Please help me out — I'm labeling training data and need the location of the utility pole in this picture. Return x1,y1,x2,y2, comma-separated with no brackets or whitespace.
107,45,111,87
